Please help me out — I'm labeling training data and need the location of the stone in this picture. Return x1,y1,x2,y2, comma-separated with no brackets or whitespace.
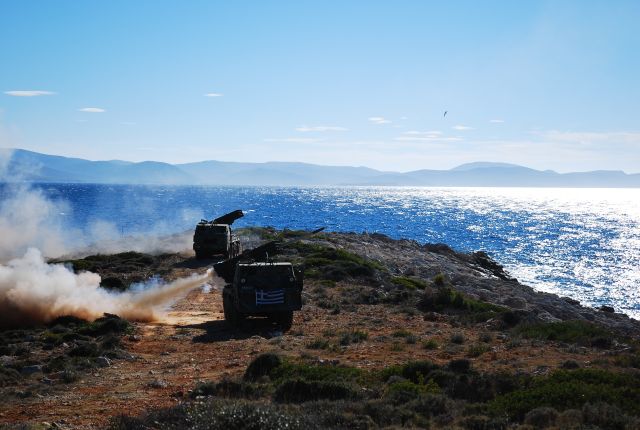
96,356,111,367
503,296,527,310
148,379,168,389
21,365,43,376
536,312,562,323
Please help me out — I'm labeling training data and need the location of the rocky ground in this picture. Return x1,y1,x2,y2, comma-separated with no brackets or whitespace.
0,228,639,429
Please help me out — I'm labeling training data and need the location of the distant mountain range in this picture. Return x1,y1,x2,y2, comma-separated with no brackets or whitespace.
2,148,639,187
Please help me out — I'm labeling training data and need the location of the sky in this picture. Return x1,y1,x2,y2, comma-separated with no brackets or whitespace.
0,0,639,173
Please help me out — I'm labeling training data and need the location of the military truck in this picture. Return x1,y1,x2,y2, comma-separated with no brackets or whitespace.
214,239,306,331
193,209,244,259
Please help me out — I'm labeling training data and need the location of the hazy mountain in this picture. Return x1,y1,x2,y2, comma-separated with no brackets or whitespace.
2,148,639,187
450,161,524,171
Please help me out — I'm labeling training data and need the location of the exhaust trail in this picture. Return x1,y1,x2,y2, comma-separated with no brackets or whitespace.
0,248,211,328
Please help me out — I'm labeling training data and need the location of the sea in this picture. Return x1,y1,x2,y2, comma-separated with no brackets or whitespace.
6,183,640,319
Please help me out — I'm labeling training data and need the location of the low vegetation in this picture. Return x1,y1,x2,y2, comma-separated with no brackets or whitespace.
56,251,180,291
110,354,640,429
0,314,131,395
514,320,615,348
289,242,386,283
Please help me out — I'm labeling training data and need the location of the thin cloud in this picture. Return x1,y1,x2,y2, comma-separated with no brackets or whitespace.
368,116,392,124
78,107,105,113
404,130,443,136
395,136,463,142
452,125,474,131
295,125,348,132
263,138,324,143
539,130,640,144
489,119,505,123
396,131,462,142
5,90,56,97
204,93,223,97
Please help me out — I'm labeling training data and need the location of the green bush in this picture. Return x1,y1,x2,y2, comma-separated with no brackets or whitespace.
467,344,490,358
479,332,493,343
270,362,363,385
191,380,263,399
79,314,130,336
385,380,441,404
68,341,99,357
61,369,79,383
0,366,22,387
448,359,472,374
423,339,439,350
433,273,446,287
306,338,330,350
419,287,505,318
381,361,439,384
391,276,429,290
514,320,613,347
244,353,282,382
581,402,637,430
450,332,465,344
459,414,507,430
289,242,385,282
392,329,412,338
523,407,558,427
488,369,640,421
339,330,368,346
274,379,359,403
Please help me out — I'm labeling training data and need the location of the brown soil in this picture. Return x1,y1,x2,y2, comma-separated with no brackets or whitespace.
0,269,611,429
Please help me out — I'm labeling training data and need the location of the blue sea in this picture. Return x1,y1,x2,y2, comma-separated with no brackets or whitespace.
6,184,640,319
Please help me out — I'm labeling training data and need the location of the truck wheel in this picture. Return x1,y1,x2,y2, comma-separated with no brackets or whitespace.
272,311,293,331
223,289,244,327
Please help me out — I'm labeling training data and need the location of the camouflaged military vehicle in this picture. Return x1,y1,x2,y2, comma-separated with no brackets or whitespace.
222,261,303,330
214,238,311,330
193,210,244,259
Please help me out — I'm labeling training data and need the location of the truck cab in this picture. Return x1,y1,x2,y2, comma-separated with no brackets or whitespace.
193,210,244,260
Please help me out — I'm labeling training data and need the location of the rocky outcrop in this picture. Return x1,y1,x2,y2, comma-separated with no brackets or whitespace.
310,231,640,337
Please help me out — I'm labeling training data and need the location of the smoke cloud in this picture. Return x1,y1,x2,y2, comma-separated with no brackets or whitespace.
0,147,209,328
0,183,71,261
0,148,193,261
0,248,211,328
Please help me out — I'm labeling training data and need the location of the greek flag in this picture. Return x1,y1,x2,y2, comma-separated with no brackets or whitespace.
256,289,285,305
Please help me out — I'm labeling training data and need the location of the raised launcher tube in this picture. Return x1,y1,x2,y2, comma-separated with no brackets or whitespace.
212,227,326,283
214,240,280,283
212,209,244,226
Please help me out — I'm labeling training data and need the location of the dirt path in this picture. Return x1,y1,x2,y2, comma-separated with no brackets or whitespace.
0,278,259,428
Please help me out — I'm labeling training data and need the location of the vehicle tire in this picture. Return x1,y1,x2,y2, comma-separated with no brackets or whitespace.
223,288,244,327
271,311,293,331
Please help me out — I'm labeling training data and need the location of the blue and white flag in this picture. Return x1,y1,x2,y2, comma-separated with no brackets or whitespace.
256,289,285,305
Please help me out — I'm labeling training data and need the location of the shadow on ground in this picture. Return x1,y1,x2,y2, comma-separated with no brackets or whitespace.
187,319,287,343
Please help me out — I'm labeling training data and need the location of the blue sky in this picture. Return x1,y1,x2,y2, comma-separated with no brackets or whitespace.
1,1,639,172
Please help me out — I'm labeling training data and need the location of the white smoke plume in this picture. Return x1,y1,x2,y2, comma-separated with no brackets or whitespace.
0,183,71,261
0,147,207,328
0,248,211,328
0,148,71,260
0,148,194,261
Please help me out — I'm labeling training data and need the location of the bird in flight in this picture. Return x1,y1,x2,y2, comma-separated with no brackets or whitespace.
443,111,448,117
